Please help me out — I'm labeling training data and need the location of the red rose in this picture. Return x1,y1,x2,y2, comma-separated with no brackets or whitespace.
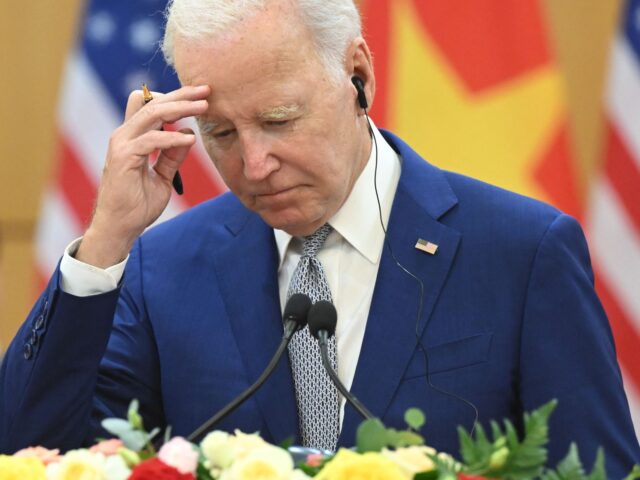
129,457,196,480
458,475,491,480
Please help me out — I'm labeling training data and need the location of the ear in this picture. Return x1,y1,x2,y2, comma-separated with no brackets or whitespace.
344,37,375,113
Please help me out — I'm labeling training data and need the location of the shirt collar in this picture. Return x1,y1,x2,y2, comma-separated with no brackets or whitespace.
274,124,401,269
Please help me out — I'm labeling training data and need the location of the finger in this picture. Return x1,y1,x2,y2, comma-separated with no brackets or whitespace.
153,128,196,183
124,85,210,121
127,98,209,138
128,129,197,159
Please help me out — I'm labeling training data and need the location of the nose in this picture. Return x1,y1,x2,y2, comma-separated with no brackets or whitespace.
239,131,279,182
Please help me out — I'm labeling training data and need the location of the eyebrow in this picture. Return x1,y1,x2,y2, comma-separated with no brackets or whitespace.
258,104,302,120
196,117,219,135
196,103,302,135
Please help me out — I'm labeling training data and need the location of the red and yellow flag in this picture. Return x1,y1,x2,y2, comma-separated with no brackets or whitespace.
361,0,580,217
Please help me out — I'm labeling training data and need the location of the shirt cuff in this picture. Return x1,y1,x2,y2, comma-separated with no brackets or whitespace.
59,237,129,296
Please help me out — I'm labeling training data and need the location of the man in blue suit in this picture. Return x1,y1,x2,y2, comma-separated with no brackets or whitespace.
1,0,639,476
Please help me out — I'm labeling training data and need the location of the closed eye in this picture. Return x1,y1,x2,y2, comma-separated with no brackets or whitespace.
266,120,289,126
214,129,235,138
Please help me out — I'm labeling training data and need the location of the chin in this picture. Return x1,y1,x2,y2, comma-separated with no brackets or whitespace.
261,210,326,236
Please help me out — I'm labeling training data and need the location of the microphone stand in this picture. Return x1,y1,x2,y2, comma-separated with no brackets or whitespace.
317,331,374,420
187,320,299,443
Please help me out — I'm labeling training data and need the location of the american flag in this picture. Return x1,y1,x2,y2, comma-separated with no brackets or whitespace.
585,0,640,434
34,0,225,287
36,0,639,438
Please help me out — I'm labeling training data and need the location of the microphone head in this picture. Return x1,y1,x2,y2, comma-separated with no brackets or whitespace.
283,293,312,331
308,300,337,339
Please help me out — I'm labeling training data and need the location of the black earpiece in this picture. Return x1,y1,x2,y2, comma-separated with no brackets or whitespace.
351,75,368,109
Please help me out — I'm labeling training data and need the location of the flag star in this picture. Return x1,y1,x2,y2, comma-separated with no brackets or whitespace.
392,0,566,202
86,11,117,45
129,19,160,53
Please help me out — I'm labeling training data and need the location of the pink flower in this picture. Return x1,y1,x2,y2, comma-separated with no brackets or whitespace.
306,453,324,468
158,437,199,475
14,446,61,465
89,438,124,456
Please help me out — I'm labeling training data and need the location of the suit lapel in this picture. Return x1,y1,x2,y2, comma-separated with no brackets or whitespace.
339,132,461,445
213,210,298,444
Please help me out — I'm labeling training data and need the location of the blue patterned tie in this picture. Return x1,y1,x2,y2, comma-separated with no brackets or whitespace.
286,224,339,451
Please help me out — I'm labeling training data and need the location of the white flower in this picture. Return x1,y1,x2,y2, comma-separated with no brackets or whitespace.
158,436,198,474
104,454,131,480
289,469,312,479
45,449,130,480
201,429,270,471
201,430,235,469
219,444,295,480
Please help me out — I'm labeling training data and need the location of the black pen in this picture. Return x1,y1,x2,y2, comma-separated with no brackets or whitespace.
142,83,184,195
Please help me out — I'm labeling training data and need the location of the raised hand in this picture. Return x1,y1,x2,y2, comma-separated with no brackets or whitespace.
76,85,210,268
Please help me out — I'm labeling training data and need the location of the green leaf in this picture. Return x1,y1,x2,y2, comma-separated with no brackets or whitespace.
196,461,215,480
427,452,460,480
587,448,606,480
164,425,173,445
623,465,640,480
501,399,557,480
413,470,439,480
457,399,557,480
356,418,388,452
119,430,148,451
551,443,586,480
385,428,424,448
279,436,294,450
405,408,426,430
102,418,134,437
127,399,143,430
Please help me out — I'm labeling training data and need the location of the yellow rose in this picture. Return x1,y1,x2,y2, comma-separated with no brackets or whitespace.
381,446,437,476
45,450,105,480
0,455,46,480
220,444,295,480
315,449,410,480
231,430,270,457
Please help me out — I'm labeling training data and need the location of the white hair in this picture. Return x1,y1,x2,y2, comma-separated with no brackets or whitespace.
161,0,362,81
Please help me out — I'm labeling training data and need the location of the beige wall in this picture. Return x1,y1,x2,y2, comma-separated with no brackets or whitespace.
0,0,83,350
0,0,624,350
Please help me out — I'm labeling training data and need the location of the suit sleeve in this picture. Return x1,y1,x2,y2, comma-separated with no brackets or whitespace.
519,213,640,477
0,239,163,453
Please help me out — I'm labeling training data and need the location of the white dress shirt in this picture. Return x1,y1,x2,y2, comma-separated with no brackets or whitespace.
59,124,401,426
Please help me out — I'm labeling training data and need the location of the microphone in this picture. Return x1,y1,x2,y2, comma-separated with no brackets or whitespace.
187,293,312,443
307,301,374,420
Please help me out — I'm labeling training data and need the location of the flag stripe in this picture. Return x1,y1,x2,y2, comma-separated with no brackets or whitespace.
589,5,640,441
589,178,640,323
58,136,98,229
606,37,640,167
59,52,121,184
594,268,640,389
603,122,640,235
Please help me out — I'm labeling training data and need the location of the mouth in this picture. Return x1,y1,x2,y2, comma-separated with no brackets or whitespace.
258,186,297,197
255,186,301,206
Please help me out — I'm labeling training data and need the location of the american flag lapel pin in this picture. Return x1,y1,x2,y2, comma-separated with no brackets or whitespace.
415,238,438,255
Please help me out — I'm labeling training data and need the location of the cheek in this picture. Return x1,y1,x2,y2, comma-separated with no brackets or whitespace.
204,144,241,182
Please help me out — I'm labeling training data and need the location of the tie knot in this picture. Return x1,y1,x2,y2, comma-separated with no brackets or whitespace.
302,224,333,257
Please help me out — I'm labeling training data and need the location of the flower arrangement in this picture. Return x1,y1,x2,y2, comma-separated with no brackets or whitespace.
1,400,638,480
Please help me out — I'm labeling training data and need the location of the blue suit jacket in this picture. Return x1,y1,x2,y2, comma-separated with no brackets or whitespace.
1,131,639,476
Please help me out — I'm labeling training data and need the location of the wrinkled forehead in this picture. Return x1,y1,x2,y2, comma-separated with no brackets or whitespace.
172,16,323,90
171,1,313,70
